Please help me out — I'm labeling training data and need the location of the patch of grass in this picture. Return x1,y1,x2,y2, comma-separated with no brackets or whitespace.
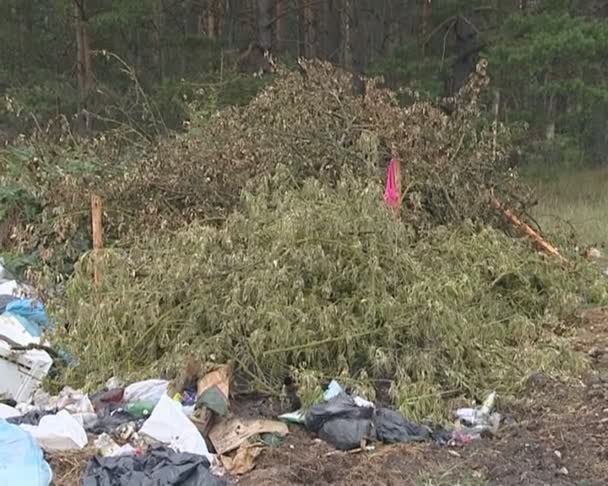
525,165,608,248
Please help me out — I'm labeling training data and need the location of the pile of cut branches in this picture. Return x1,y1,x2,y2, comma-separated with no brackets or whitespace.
2,59,525,277
54,175,608,420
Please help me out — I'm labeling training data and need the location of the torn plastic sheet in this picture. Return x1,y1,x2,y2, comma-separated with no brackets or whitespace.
0,419,52,486
139,394,212,463
81,446,228,486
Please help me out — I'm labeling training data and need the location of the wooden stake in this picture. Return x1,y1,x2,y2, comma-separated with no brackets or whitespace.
91,193,103,286
491,195,569,266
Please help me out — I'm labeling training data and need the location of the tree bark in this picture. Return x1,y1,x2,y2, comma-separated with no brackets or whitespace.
256,0,274,50
74,0,93,132
74,0,93,101
275,0,288,52
186,0,203,36
302,0,317,58
349,0,366,96
420,0,431,38
323,0,342,62
153,0,165,81
341,0,351,67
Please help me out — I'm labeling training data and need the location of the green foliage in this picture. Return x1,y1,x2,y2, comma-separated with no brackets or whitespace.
54,174,607,420
370,41,447,99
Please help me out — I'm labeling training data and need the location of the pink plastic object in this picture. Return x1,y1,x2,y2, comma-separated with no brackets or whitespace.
384,159,400,209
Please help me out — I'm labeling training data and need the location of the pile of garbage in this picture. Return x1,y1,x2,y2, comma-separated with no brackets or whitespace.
0,260,56,406
0,353,504,486
0,361,293,485
281,380,500,451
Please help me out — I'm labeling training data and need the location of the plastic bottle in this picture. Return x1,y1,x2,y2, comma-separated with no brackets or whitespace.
124,401,155,418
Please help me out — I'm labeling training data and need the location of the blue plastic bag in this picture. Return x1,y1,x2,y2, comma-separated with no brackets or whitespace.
4,299,51,337
0,419,52,486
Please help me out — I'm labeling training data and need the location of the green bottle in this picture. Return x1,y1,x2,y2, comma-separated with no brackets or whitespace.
125,401,155,418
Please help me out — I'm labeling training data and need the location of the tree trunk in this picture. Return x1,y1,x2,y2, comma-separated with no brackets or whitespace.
207,0,224,40
341,0,351,67
302,0,317,58
323,0,342,62
153,0,165,81
207,0,217,40
349,0,366,96
420,0,431,56
74,1,93,103
186,0,203,36
275,0,288,52
256,0,273,50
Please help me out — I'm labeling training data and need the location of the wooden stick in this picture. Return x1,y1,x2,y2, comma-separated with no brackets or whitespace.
91,193,104,286
491,195,569,266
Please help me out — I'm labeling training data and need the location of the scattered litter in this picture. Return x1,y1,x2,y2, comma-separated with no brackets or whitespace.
374,407,430,444
90,387,125,412
304,389,456,450
94,433,138,457
220,444,262,475
279,379,365,425
454,391,501,441
139,394,212,462
259,432,285,448
5,298,50,336
0,313,53,402
0,295,18,313
209,416,289,455
105,376,122,390
8,408,57,426
0,419,52,486
20,410,88,451
305,394,375,450
0,403,21,419
82,446,228,486
34,386,95,414
125,400,156,418
195,365,231,419
123,379,169,405
85,407,142,435
324,380,344,400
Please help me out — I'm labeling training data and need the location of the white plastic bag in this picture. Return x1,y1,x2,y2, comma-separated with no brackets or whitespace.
0,403,21,419
21,410,88,451
123,379,169,404
140,394,212,462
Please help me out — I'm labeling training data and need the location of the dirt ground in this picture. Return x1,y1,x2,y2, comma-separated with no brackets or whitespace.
50,307,608,485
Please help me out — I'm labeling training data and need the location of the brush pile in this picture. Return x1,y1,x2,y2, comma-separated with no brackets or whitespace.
8,60,608,419
56,174,607,419
3,59,521,273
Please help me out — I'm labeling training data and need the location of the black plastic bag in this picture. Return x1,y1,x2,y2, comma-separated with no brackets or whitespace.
318,418,375,450
373,408,430,444
305,394,375,450
7,408,58,426
81,446,229,486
